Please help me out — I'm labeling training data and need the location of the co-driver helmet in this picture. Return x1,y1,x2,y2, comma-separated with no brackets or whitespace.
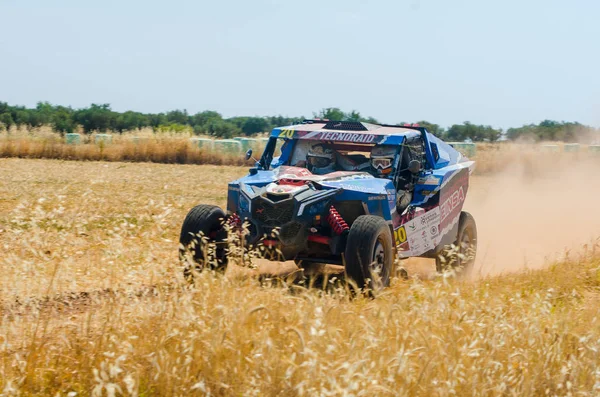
370,145,397,176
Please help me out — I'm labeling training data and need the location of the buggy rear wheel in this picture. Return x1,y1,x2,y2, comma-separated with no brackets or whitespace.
435,211,477,276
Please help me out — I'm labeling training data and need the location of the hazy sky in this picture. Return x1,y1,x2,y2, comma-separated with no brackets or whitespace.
1,0,599,129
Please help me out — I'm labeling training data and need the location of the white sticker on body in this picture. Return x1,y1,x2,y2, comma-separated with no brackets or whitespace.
400,207,441,257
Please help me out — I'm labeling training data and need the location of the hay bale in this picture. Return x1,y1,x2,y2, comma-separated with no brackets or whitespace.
238,138,259,151
563,143,580,152
588,145,600,154
94,134,112,144
448,142,476,157
214,139,242,154
541,144,559,153
190,138,214,150
131,137,148,144
65,133,81,145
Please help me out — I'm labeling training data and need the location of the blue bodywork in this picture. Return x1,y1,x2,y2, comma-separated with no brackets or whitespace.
226,121,474,260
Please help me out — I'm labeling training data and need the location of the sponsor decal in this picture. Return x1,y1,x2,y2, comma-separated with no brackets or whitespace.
368,195,386,201
397,207,441,257
417,175,442,186
275,166,313,178
437,168,469,230
306,131,377,143
386,189,396,211
265,183,302,194
228,185,240,192
421,209,441,227
336,183,373,192
278,129,295,139
335,173,372,181
440,186,465,223
394,226,407,245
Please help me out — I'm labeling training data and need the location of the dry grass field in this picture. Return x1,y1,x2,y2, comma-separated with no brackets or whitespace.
2,158,600,395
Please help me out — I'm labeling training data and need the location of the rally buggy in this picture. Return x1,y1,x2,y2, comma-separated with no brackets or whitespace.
179,120,477,291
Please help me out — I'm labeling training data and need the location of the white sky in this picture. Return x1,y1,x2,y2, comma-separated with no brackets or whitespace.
1,0,599,129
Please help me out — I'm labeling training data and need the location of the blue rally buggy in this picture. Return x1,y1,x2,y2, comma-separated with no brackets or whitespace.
179,120,477,290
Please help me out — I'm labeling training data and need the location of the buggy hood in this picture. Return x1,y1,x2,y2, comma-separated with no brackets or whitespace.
235,166,390,196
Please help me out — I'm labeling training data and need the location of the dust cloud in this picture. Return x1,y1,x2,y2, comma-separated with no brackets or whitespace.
466,155,600,276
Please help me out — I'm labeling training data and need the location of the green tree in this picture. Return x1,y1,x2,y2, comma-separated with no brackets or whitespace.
315,107,345,121
74,104,116,133
148,113,168,128
14,110,29,127
51,106,76,135
345,110,362,122
206,120,241,138
115,111,149,132
30,101,54,127
506,120,593,142
415,121,444,137
446,122,501,142
166,109,189,125
241,117,269,135
190,111,222,133
0,113,14,130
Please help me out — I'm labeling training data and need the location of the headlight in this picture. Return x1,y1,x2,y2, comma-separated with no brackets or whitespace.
297,189,340,216
239,193,251,213
298,199,328,216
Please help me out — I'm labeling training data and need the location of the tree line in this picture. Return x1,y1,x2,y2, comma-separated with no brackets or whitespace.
0,102,597,142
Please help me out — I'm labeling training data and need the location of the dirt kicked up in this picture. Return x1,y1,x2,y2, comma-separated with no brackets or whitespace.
465,156,600,276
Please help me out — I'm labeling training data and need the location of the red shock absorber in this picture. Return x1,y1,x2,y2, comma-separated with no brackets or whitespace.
228,213,241,229
327,206,349,235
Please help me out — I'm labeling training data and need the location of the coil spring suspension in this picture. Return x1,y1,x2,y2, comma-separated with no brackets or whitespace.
327,206,349,235
228,213,242,229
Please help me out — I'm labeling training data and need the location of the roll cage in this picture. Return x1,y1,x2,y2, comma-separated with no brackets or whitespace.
257,132,427,194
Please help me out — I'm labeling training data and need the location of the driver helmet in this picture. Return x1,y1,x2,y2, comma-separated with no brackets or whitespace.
307,143,335,175
370,145,396,176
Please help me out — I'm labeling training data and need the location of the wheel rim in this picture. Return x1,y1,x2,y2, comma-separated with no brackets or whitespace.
370,239,386,290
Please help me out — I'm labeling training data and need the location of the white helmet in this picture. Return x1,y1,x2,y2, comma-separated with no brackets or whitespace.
307,143,335,175
370,145,396,176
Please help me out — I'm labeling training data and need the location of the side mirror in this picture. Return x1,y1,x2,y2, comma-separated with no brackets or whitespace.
408,160,421,174
245,149,253,161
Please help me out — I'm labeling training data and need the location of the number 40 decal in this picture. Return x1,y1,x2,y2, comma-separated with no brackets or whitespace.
394,226,407,245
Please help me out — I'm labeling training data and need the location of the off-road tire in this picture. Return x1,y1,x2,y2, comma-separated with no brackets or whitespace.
179,204,228,278
435,211,477,276
344,215,394,293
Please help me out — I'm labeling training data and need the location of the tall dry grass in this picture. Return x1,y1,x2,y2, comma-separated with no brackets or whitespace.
0,133,251,166
1,158,600,395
